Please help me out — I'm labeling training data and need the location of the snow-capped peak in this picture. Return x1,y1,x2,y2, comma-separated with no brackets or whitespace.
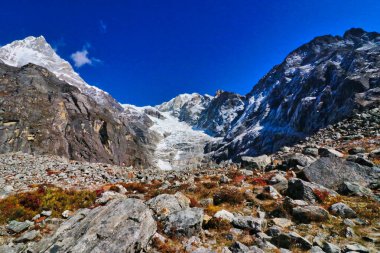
0,36,121,110
156,92,213,125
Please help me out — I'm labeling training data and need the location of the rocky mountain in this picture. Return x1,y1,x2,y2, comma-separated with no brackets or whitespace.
156,92,213,125
0,28,379,170
0,63,155,167
209,28,380,161
0,36,122,111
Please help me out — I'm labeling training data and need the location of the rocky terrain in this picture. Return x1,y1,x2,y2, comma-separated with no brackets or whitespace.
0,105,379,252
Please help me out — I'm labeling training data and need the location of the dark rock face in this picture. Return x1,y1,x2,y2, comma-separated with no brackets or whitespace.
196,91,246,137
303,157,380,189
0,63,154,167
210,28,380,161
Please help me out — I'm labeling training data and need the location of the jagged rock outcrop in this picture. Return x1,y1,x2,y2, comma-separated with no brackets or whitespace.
210,28,380,161
0,63,154,167
26,198,157,253
196,91,246,137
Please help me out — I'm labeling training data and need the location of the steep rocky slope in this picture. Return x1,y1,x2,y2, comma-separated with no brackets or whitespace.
0,63,155,167
210,28,380,161
0,36,122,111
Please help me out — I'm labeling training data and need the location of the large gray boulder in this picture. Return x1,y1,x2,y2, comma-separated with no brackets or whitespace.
292,206,329,223
164,207,204,237
240,155,271,170
329,202,357,218
231,216,266,233
146,193,190,220
304,157,380,189
285,178,337,203
27,198,157,253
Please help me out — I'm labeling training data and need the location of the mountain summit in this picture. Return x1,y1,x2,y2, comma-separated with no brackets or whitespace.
0,36,121,111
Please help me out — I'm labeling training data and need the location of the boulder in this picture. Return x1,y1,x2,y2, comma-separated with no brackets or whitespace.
270,232,312,250
229,241,250,253
232,216,266,233
322,242,341,253
348,147,366,155
272,218,293,228
14,230,40,243
27,198,157,253
342,243,369,253
285,178,337,203
164,208,204,237
214,210,235,222
286,153,315,167
318,148,344,158
329,202,357,218
303,147,319,157
304,157,379,190
6,220,32,234
241,155,271,170
338,181,373,197
146,193,190,219
95,191,126,205
292,206,329,223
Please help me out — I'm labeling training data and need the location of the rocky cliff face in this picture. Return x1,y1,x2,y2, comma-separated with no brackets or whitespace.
196,90,246,137
209,28,380,161
0,36,122,112
0,63,154,167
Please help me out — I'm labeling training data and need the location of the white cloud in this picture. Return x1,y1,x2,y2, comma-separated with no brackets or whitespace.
71,49,92,67
99,20,107,33
70,44,101,68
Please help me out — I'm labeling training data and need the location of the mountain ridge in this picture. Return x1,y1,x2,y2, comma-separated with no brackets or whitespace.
0,28,379,168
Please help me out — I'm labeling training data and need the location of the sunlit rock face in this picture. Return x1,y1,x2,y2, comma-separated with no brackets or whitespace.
210,28,380,161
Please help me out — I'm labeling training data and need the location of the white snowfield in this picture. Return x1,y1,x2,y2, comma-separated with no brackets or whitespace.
123,104,218,170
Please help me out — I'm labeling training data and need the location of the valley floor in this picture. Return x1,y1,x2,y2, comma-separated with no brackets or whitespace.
0,109,379,252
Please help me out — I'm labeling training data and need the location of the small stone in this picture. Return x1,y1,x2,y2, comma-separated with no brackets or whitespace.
272,218,293,228
41,210,52,217
345,227,356,238
214,210,235,222
62,210,73,219
343,218,355,227
220,175,231,184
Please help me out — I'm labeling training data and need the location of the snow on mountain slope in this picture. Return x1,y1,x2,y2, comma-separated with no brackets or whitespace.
156,93,213,125
210,28,380,161
123,104,217,170
0,36,121,111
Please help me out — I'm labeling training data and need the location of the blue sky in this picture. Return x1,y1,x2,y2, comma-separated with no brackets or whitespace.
1,0,379,106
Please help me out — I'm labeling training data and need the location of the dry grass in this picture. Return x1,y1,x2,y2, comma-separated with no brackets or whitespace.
213,187,245,206
0,185,96,224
